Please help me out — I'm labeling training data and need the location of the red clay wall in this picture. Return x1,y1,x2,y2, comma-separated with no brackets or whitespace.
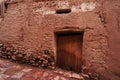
0,0,120,80
101,0,120,80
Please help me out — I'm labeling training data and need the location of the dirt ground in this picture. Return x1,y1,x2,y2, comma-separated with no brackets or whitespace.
0,58,89,80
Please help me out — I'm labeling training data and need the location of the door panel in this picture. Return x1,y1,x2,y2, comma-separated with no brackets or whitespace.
57,33,83,72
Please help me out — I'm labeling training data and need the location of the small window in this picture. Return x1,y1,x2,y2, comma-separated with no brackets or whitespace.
56,9,71,14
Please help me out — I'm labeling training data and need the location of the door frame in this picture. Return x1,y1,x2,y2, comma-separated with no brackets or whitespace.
54,28,84,68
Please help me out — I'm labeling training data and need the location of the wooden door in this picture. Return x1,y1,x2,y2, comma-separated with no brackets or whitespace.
56,33,83,73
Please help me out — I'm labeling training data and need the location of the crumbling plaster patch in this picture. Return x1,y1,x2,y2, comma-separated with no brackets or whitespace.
33,1,97,15
80,2,96,12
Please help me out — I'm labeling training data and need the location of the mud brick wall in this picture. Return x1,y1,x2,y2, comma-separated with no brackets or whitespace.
0,0,120,80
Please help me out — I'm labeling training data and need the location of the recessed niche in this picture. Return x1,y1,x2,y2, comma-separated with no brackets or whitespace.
33,0,56,2
56,9,71,14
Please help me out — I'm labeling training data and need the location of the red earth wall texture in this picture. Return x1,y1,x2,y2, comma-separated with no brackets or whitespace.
0,0,120,80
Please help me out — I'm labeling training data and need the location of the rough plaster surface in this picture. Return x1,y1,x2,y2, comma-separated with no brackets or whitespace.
0,0,120,80
33,0,97,15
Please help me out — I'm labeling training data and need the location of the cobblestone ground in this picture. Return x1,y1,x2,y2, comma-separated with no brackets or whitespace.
0,59,88,80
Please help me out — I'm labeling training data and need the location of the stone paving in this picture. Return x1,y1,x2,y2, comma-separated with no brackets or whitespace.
0,58,88,80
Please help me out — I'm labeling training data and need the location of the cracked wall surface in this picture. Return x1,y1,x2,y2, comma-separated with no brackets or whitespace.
0,0,120,80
